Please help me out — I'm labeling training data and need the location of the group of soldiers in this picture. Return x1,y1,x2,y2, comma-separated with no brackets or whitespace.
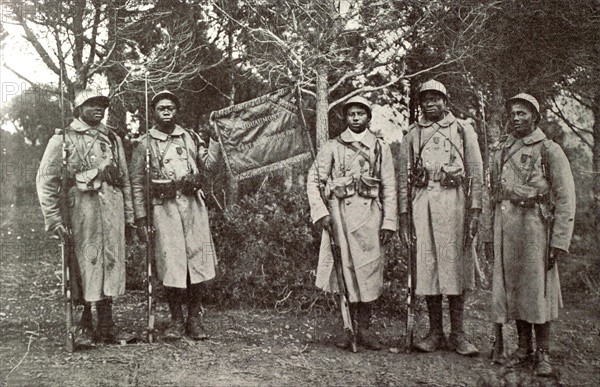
36,80,575,378
307,80,575,377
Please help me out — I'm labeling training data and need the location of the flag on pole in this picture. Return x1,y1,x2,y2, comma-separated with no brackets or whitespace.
210,88,312,181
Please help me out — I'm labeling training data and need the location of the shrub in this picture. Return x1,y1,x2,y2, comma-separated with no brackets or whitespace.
126,173,410,313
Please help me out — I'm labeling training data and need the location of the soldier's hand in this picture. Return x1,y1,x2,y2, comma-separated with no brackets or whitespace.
484,242,494,262
54,224,70,244
316,215,333,234
399,213,409,248
548,247,566,271
380,229,394,245
136,217,149,244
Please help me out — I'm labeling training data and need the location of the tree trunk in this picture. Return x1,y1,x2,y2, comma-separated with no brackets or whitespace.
315,66,329,150
226,21,239,205
592,90,600,252
487,81,504,144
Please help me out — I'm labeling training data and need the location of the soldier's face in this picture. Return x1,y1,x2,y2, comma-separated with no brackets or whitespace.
79,99,107,126
154,99,177,126
510,102,535,136
345,105,369,133
420,91,446,121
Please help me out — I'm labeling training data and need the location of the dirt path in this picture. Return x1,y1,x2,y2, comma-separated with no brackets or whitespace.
1,206,599,386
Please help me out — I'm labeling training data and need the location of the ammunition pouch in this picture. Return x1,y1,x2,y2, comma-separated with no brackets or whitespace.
178,173,203,196
497,184,549,208
150,179,177,200
412,164,429,188
331,176,356,199
75,168,101,192
439,164,464,188
101,165,125,188
357,175,381,198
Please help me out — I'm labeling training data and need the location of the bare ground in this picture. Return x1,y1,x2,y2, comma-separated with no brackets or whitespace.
1,206,599,386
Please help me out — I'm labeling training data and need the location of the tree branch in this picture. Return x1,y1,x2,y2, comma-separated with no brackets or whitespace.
18,18,60,75
551,96,593,148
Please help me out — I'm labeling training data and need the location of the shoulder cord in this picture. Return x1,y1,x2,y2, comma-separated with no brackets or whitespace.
66,130,101,170
180,132,194,174
148,135,174,180
335,137,369,177
505,140,549,185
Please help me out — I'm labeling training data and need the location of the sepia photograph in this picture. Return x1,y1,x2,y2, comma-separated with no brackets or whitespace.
0,0,598,385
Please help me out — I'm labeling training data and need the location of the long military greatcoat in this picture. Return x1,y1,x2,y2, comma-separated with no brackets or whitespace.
306,129,397,303
130,125,220,289
486,128,575,324
37,119,134,302
398,112,483,296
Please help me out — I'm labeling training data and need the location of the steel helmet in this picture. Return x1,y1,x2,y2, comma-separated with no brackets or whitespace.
506,93,540,116
418,79,448,100
151,90,180,110
74,89,110,110
343,96,372,119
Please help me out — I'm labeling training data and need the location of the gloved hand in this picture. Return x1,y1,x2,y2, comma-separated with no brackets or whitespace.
102,164,124,188
399,213,409,248
54,223,70,244
136,217,149,244
125,222,136,244
380,229,394,245
316,215,333,235
548,247,566,271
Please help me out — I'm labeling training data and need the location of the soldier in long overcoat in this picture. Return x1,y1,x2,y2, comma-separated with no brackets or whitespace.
484,93,575,376
37,89,135,343
130,91,220,341
307,96,397,350
398,80,483,356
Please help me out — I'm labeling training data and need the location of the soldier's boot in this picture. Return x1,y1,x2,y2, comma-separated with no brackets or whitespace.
356,302,382,350
335,302,359,350
490,323,505,364
95,299,119,343
534,322,553,377
506,320,534,368
186,283,208,340
415,295,446,352
163,287,185,341
75,303,94,346
448,293,479,356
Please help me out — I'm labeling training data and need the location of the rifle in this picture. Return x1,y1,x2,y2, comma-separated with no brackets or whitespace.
314,171,357,353
463,175,474,250
299,87,357,352
404,145,417,352
59,68,75,352
144,75,156,343
329,227,358,353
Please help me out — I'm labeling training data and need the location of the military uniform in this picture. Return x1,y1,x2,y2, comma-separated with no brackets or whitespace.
130,126,220,288
398,80,483,355
485,93,576,376
307,96,397,350
37,90,134,343
130,91,221,340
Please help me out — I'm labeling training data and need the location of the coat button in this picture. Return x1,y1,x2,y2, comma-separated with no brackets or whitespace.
346,200,351,205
